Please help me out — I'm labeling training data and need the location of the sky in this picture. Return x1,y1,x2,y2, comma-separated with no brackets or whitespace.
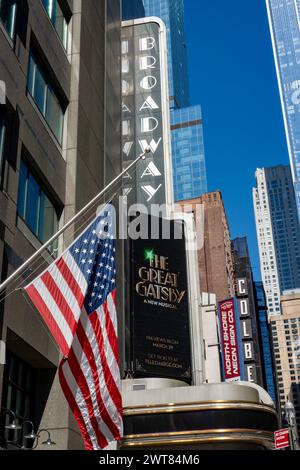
184,0,290,280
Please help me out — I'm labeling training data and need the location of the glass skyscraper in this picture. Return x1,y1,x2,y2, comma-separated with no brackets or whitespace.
122,0,145,20
171,106,207,200
142,0,208,201
266,0,300,221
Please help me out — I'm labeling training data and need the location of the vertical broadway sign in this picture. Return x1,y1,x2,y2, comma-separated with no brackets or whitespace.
218,299,244,382
121,18,173,208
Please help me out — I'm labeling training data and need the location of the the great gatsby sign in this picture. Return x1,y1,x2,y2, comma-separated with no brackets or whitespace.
131,219,192,383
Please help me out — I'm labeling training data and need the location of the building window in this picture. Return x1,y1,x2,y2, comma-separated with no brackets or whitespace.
1,351,35,444
41,0,69,49
0,114,5,174
0,0,17,39
27,53,64,144
17,159,60,247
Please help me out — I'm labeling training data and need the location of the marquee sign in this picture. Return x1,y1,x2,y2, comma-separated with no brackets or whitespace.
121,18,173,208
218,299,244,382
131,218,192,383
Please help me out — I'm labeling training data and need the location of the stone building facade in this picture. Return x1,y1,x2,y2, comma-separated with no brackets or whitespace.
0,0,121,449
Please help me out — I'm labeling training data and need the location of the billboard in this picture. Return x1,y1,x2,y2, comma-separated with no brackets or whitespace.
218,298,244,382
130,218,192,383
121,17,173,208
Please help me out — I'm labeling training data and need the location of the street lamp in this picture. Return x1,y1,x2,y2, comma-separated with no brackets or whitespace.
1,410,56,449
20,420,37,450
23,421,36,440
3,410,21,431
33,429,56,448
284,399,299,450
22,428,56,449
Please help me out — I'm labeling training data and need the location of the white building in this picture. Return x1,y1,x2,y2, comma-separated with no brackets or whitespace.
253,166,300,316
201,293,222,383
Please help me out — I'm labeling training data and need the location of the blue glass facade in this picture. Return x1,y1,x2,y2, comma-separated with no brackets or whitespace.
267,0,300,222
171,105,207,201
266,166,300,292
142,0,189,109
122,0,145,20
254,282,277,404
141,0,208,201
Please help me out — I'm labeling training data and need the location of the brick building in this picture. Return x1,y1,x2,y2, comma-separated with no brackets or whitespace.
176,191,235,302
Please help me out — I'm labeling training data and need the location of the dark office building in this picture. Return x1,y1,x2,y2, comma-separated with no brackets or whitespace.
254,282,277,404
0,0,122,450
122,0,145,20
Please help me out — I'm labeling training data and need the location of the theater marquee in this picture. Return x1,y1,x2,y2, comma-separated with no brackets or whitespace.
131,220,192,383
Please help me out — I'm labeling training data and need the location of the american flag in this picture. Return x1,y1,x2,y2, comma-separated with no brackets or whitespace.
24,205,123,450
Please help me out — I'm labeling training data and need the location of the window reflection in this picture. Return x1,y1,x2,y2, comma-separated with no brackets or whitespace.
27,53,64,144
0,0,17,40
17,160,60,250
41,0,69,49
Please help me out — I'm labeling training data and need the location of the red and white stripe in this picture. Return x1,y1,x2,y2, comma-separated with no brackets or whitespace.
59,292,123,450
25,250,122,450
25,252,86,356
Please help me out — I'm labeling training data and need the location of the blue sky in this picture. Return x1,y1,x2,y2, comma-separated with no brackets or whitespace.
184,0,290,280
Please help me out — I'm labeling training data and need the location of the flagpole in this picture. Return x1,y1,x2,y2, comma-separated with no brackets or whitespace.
0,150,149,294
